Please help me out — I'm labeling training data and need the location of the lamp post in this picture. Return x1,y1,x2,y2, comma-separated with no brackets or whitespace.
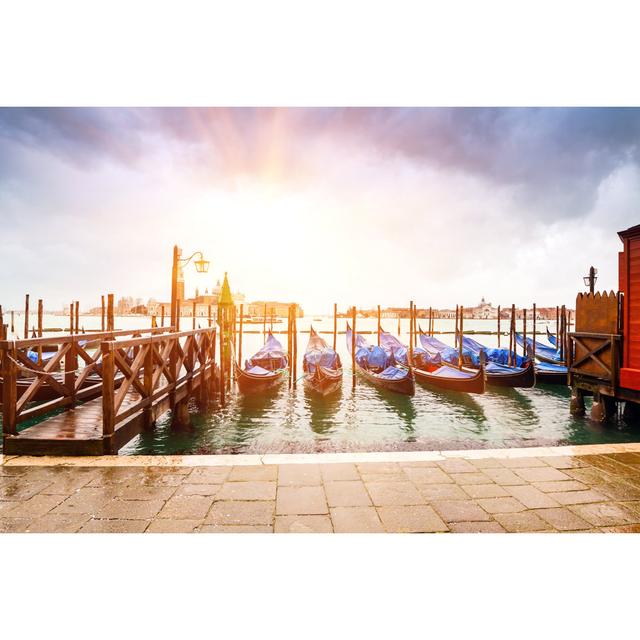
583,266,598,294
170,245,210,330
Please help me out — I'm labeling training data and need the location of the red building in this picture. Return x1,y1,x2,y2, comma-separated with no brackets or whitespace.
618,223,640,392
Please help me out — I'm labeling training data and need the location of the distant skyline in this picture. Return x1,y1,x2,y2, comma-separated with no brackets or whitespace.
1,107,638,314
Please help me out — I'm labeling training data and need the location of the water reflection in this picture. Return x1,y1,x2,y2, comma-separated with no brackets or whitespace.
304,386,343,436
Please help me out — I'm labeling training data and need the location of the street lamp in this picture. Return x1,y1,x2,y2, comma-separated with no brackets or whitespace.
171,245,210,329
583,265,598,294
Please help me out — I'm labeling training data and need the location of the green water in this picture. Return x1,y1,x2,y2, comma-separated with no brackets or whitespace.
3,314,639,455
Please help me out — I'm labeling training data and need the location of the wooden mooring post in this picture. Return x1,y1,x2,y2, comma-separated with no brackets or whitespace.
10,310,15,335
532,303,537,360
288,305,292,388
333,303,337,351
522,307,527,358
459,305,465,370
69,301,74,335
101,295,106,331
292,306,298,389
377,304,381,346
238,303,243,366
24,294,29,339
351,306,356,388
107,294,114,332
74,301,80,334
161,304,165,327
192,300,197,330
409,301,414,365
497,305,501,348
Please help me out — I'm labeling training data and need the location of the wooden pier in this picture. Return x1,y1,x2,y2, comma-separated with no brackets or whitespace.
1,326,217,455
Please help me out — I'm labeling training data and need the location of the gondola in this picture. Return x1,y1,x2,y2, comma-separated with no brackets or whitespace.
303,326,342,397
414,361,486,394
514,332,565,365
461,336,535,388
346,323,414,395
546,327,558,347
382,328,485,394
534,361,568,385
234,331,289,394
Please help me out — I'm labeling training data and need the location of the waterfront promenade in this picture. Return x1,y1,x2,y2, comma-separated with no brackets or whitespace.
3,443,640,533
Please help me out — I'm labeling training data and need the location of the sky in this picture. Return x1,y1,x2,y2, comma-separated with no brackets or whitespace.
1,107,639,314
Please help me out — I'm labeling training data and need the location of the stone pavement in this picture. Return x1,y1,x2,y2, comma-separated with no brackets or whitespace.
3,445,640,533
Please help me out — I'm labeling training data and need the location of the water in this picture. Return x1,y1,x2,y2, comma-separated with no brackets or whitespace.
3,313,639,454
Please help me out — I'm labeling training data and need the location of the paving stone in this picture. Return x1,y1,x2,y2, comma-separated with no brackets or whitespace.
227,465,278,482
609,452,640,465
116,486,177,501
547,489,608,506
25,514,90,533
595,481,640,501
146,519,202,533
356,462,402,475
324,481,371,507
377,506,449,533
157,495,214,519
493,511,552,532
482,468,527,486
365,482,424,507
87,468,146,486
0,518,32,533
476,497,526,514
466,458,505,469
448,521,506,533
514,467,571,483
532,480,588,493
174,483,222,497
450,472,491,485
506,485,561,509
40,472,97,495
461,484,510,499
401,467,452,484
79,519,149,533
206,501,274,525
431,500,492,523
278,464,321,486
330,506,385,533
437,459,478,474
0,480,52,501
276,486,328,515
600,524,640,533
133,471,186,487
398,461,439,468
199,524,273,533
186,467,231,484
569,502,640,527
51,487,120,515
319,463,359,481
499,457,548,468
216,481,277,501
543,456,587,469
5,494,65,519
534,508,592,531
415,483,469,501
95,499,165,520
564,467,613,485
274,515,333,533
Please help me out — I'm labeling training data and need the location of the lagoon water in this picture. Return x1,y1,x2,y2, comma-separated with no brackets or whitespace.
3,313,639,454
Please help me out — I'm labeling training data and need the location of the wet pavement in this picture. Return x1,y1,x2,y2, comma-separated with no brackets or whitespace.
3,445,640,532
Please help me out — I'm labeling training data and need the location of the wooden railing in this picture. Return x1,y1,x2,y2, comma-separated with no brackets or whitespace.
568,331,622,386
100,327,216,436
0,327,173,435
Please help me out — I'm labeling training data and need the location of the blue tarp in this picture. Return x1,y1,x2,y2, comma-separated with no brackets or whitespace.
429,366,477,379
246,332,287,371
515,333,562,362
462,336,528,367
303,326,340,373
378,366,410,381
536,361,568,374
379,330,438,366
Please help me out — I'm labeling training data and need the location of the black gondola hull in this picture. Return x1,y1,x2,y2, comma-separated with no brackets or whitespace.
414,366,485,394
485,360,536,388
356,365,415,396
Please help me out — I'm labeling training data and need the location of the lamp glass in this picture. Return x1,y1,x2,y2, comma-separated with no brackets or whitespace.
194,259,210,274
